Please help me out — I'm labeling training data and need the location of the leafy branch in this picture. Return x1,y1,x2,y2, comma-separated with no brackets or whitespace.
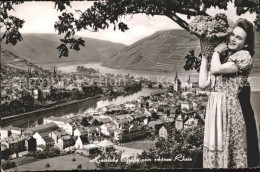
183,49,202,72
1,1,25,45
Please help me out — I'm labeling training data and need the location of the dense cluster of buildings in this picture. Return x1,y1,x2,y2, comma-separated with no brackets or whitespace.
1,66,142,116
1,87,207,160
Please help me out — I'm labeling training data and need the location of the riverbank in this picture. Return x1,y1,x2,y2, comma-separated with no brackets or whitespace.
2,86,144,125
1,95,101,124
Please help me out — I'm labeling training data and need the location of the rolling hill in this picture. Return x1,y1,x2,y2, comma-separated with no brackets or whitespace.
102,29,260,75
102,29,200,73
2,33,126,65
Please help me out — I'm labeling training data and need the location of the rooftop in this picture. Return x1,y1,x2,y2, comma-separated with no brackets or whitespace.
38,131,49,138
97,140,113,147
25,122,58,134
61,135,72,140
10,127,23,131
45,116,68,123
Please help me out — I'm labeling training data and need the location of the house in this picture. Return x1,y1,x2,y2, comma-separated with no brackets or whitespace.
24,122,58,135
118,125,149,143
184,82,193,91
107,106,122,114
2,136,26,155
180,101,190,110
131,112,148,125
74,127,88,137
1,127,10,140
112,114,133,130
100,123,116,136
125,103,136,110
114,118,130,130
184,117,198,130
64,122,74,135
147,120,164,132
91,117,111,126
165,113,175,122
43,116,69,128
49,129,67,145
159,126,168,139
74,126,100,143
57,135,74,149
42,89,51,98
157,111,167,119
101,107,108,112
33,132,54,148
83,144,99,155
10,127,23,136
97,140,114,153
175,114,184,130
75,135,89,149
32,89,38,99
87,126,101,142
159,124,174,139
25,136,37,151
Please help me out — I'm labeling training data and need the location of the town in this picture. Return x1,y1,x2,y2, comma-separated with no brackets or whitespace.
1,66,210,170
1,63,143,118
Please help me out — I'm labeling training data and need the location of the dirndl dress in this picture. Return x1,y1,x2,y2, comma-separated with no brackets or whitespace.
203,50,253,168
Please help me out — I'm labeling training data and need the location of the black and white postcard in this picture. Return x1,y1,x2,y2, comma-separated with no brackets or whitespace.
1,0,260,170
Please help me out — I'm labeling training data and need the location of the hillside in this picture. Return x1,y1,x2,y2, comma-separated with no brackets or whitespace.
2,33,126,65
1,50,52,81
2,50,36,71
102,29,200,72
102,29,260,75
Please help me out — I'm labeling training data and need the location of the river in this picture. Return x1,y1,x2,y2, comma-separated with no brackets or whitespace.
3,88,156,128
55,62,260,91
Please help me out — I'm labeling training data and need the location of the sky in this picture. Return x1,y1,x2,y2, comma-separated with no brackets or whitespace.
7,1,257,45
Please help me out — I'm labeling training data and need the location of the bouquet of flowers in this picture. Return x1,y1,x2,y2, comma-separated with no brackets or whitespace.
189,13,234,59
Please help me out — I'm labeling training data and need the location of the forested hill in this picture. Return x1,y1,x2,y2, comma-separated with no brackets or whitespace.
102,29,260,75
102,29,200,73
2,33,126,65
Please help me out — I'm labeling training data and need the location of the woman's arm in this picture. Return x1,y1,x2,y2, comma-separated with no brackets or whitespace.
211,51,238,75
199,55,211,88
210,42,238,75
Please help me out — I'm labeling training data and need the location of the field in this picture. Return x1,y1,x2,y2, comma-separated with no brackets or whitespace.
8,154,97,171
120,140,156,150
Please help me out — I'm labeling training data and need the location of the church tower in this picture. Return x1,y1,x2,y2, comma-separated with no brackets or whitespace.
174,72,181,92
26,68,32,89
53,65,57,78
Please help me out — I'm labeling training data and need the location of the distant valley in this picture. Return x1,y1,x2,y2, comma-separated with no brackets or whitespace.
1,30,260,76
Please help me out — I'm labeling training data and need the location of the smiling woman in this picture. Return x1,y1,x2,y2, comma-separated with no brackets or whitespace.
228,27,248,51
200,18,259,168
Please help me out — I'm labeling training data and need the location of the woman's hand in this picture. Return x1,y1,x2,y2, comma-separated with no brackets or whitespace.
214,41,228,55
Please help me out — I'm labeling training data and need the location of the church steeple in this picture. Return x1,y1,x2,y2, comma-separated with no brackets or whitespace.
174,72,181,92
187,74,191,84
53,65,56,78
28,67,32,78
174,72,178,81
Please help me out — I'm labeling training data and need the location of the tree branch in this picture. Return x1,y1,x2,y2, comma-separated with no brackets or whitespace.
167,12,200,38
174,8,209,16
